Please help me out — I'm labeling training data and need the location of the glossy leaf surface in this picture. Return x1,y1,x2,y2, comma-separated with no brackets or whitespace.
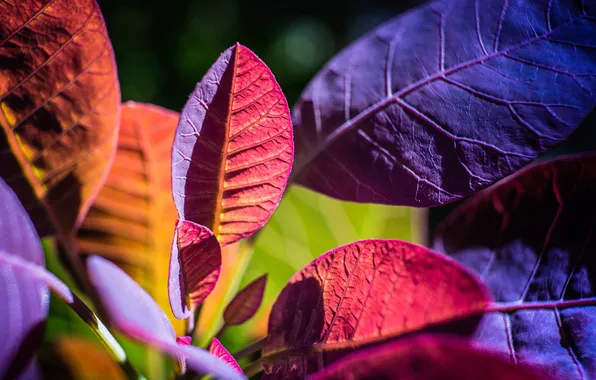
262,239,490,378
87,256,243,380
209,338,242,374
310,335,548,380
434,154,596,379
172,43,293,246
292,0,596,207
223,274,266,326
0,177,48,379
76,101,182,332
0,0,120,240
39,337,126,380
169,220,222,319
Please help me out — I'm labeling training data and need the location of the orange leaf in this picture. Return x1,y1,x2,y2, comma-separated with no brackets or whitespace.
0,0,120,243
172,43,293,246
76,102,183,332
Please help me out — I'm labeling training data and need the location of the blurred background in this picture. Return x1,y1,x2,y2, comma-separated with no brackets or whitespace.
44,0,596,376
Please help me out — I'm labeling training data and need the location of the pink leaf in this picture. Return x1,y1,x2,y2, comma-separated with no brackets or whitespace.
169,219,222,319
209,338,242,374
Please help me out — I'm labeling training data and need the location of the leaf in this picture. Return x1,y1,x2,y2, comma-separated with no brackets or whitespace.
223,274,267,326
172,43,293,246
76,101,182,333
169,219,222,319
39,337,126,380
434,154,596,379
310,334,549,380
0,176,48,379
291,0,596,207
209,338,242,374
87,256,243,380
262,239,490,378
0,0,121,242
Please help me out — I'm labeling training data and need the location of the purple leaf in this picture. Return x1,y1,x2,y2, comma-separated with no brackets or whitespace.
0,177,48,379
169,219,222,319
87,256,244,380
310,334,550,380
292,0,596,207
434,154,596,379
209,338,242,374
223,274,267,326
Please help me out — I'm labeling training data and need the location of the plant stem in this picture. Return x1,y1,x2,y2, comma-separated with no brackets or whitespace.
243,358,264,378
213,324,227,341
233,337,265,360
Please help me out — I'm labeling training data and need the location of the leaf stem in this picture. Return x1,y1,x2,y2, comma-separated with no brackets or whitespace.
488,297,596,313
233,337,265,360
243,358,264,378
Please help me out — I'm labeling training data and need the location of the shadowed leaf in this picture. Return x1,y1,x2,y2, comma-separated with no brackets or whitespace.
223,274,267,326
169,220,222,319
0,0,120,243
76,101,182,333
39,337,126,380
434,154,596,379
172,43,293,246
87,256,243,380
292,0,596,207
310,335,549,380
262,239,490,378
0,177,48,379
209,338,242,374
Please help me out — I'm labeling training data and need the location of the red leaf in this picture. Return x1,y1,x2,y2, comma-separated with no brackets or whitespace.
169,219,222,319
209,338,242,374
172,43,293,246
223,274,267,326
176,336,192,346
310,335,549,380
262,239,491,378
0,0,120,243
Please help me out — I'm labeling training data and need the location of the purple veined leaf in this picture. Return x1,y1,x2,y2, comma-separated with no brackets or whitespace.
88,256,244,380
223,274,267,326
434,154,596,379
262,239,491,379
0,176,48,379
310,334,550,380
292,0,596,207
209,338,243,374
169,219,222,320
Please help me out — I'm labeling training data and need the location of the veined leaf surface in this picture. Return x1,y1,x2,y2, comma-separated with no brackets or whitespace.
310,335,548,380
76,101,182,332
172,43,293,246
434,154,596,379
262,239,490,379
0,0,120,241
292,0,596,207
209,338,242,374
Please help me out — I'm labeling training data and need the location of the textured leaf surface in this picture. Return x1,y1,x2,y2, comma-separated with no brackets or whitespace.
209,338,242,374
169,220,222,319
39,337,126,380
76,101,182,332
223,274,266,326
310,335,548,380
292,0,596,206
0,0,120,240
262,239,490,378
0,177,48,379
434,154,596,379
87,256,244,380
172,43,293,246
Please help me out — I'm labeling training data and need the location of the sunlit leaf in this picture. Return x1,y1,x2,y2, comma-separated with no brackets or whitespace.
223,274,266,326
169,220,222,319
87,256,244,380
292,0,596,207
209,338,242,374
76,101,182,332
435,154,596,379
310,335,549,380
0,0,121,243
172,43,293,246
262,239,490,378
